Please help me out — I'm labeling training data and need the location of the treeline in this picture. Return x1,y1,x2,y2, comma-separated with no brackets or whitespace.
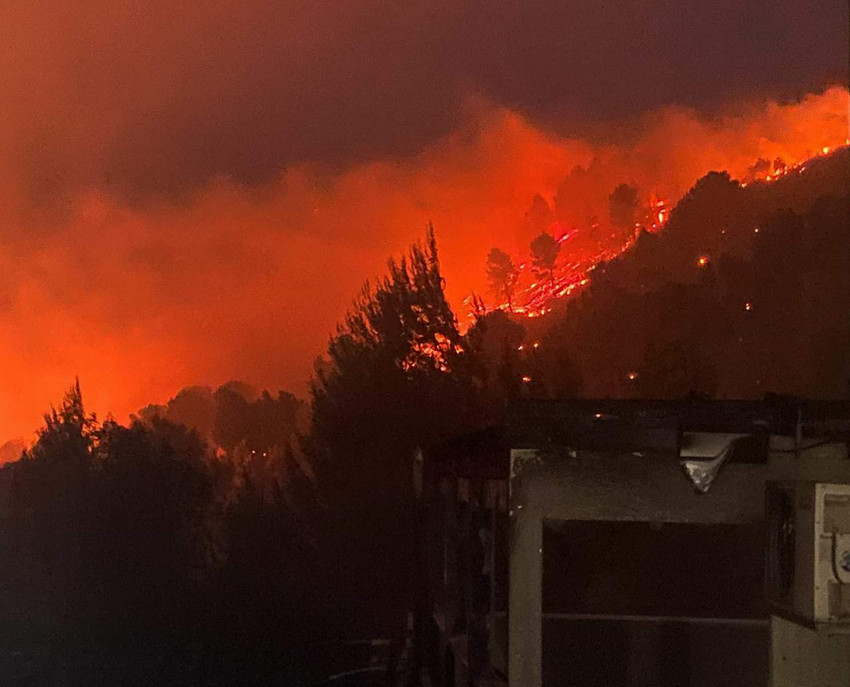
0,232,493,683
0,383,349,685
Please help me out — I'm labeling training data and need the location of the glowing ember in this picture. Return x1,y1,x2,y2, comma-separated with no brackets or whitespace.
627,371,638,381
744,302,753,311
521,375,532,383
401,332,463,374
648,197,671,231
697,255,710,268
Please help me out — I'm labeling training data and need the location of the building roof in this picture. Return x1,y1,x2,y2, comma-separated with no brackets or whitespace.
424,398,850,479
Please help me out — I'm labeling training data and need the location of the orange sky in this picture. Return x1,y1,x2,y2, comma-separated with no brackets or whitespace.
0,86,847,445
0,1,847,447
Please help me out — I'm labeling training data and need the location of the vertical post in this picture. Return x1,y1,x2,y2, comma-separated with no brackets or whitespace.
489,484,497,617
408,448,425,686
445,476,458,630
508,506,543,686
468,479,487,681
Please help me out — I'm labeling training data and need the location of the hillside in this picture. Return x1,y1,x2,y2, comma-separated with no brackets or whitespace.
489,147,850,400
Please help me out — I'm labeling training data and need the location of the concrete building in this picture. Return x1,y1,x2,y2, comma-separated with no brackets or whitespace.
410,399,850,686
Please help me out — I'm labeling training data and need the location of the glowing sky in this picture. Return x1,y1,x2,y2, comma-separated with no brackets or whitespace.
0,1,847,443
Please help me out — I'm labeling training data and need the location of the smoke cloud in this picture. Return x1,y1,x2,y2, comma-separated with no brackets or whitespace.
1,1,846,204
0,1,847,443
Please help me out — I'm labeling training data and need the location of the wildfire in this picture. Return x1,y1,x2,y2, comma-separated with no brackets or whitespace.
477,142,848,322
401,332,464,374
741,148,829,186
647,196,670,231
489,227,640,318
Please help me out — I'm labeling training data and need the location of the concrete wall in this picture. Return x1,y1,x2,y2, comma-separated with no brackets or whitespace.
507,443,850,686
770,616,850,687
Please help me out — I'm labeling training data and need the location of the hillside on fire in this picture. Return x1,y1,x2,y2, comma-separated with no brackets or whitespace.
0,143,846,683
480,146,850,401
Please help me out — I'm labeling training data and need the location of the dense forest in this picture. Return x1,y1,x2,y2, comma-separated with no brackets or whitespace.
0,148,847,684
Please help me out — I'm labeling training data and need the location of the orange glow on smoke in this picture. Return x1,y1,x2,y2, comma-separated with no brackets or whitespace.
0,86,847,444
469,88,848,319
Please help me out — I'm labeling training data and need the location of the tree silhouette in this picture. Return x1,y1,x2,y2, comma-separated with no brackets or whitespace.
0,380,343,682
310,225,483,620
747,157,771,181
553,162,605,230
608,183,639,231
465,309,526,408
91,416,216,613
311,225,480,470
524,193,552,234
29,378,97,464
164,385,216,439
4,381,220,627
486,247,518,311
530,231,560,285
13,380,97,619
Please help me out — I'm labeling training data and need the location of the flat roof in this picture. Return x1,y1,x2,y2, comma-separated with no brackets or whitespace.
424,398,850,477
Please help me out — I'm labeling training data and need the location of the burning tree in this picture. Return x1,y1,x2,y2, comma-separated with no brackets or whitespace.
748,157,772,181
530,231,560,286
486,247,518,311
